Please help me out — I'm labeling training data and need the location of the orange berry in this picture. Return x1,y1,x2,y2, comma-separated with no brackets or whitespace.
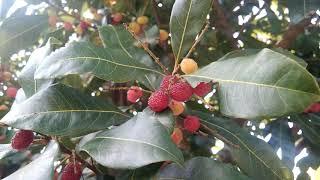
169,100,184,116
2,71,11,81
180,58,198,74
159,29,169,41
137,16,149,25
171,128,183,145
0,105,8,111
129,22,141,34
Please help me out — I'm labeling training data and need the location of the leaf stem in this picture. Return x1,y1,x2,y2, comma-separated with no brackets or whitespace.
124,24,170,75
105,86,153,93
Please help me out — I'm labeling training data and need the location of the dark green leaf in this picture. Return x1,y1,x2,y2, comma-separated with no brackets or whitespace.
19,38,62,97
80,108,183,169
4,140,59,180
157,157,250,180
198,113,293,180
170,0,213,61
34,41,164,87
0,15,48,58
185,48,320,119
1,84,130,137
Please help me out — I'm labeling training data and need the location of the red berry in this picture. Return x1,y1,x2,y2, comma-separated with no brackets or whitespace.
79,21,89,30
160,75,179,90
127,86,143,103
183,116,200,133
11,130,34,150
304,103,320,113
112,12,123,23
193,82,212,97
148,90,169,112
61,162,82,180
6,87,17,98
63,22,73,31
170,82,193,102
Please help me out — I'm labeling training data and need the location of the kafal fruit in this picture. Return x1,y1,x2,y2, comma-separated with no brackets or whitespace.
159,29,169,41
11,130,34,150
61,162,82,180
160,75,179,90
170,82,193,102
148,90,169,112
193,82,212,97
171,128,183,145
169,100,184,116
180,58,198,74
183,116,200,133
137,16,149,25
127,86,143,103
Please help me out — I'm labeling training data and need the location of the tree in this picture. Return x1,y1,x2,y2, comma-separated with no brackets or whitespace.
0,0,319,179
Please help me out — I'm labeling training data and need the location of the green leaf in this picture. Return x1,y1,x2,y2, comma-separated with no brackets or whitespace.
80,108,183,169
0,15,48,58
1,84,130,137
4,140,59,180
170,0,213,61
198,113,293,180
34,41,164,87
185,48,320,119
157,157,250,180
0,144,14,160
19,38,62,97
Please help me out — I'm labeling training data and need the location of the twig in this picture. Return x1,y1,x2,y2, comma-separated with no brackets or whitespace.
200,123,240,149
124,24,170,74
276,11,319,49
185,21,210,58
104,86,153,93
44,0,80,20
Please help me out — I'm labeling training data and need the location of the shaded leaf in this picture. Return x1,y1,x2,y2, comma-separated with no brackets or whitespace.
4,140,59,180
0,15,48,58
1,84,130,137
0,144,14,160
80,108,183,169
170,0,213,61
197,112,293,180
157,157,250,180
185,48,320,119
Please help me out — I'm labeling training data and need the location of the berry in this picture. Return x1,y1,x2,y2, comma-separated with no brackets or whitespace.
304,103,320,113
112,13,123,23
180,58,198,74
169,100,184,116
148,90,169,112
160,75,179,90
137,16,149,25
193,82,212,97
61,162,82,180
170,82,193,102
79,21,89,31
183,116,200,133
6,87,17,98
127,86,143,103
0,105,8,111
2,71,12,81
63,22,73,31
128,22,141,34
159,29,169,41
171,128,183,145
11,130,34,150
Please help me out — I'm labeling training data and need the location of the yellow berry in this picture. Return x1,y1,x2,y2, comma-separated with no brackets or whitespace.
169,100,184,116
159,29,169,41
180,58,198,74
137,16,149,25
129,22,141,34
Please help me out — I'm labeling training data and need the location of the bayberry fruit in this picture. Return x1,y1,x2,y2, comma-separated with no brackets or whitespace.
137,16,149,25
171,128,183,145
63,22,73,31
159,29,169,41
160,75,179,90
61,162,82,180
170,82,193,102
79,21,89,31
127,86,143,103
193,82,212,97
11,130,34,150
183,116,200,133
148,90,169,112
6,87,17,98
112,12,123,23
305,103,320,113
169,100,184,116
180,58,198,74
128,22,141,34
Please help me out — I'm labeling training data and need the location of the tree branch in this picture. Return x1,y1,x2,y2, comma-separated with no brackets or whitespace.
276,11,318,49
